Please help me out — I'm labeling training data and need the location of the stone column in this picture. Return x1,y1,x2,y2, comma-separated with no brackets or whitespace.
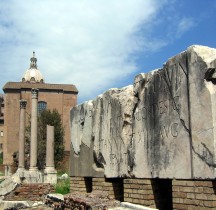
45,125,55,170
18,100,27,169
29,88,38,171
0,96,3,117
44,125,57,184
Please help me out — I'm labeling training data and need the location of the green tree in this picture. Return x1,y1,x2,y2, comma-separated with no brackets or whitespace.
25,109,65,170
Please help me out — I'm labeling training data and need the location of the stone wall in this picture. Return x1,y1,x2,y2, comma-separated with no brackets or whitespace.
173,180,216,209
69,178,216,209
4,183,54,201
124,179,172,209
70,177,123,201
93,178,123,201
70,177,92,193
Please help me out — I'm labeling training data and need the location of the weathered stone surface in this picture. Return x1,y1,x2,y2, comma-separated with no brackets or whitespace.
70,86,135,177
70,100,104,177
70,45,216,179
46,193,64,201
93,86,135,177
0,201,31,209
17,169,43,183
188,46,216,178
132,51,191,178
70,100,94,155
120,202,158,210
0,173,21,196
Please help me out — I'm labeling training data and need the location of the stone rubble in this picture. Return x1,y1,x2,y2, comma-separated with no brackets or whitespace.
0,182,54,209
45,191,121,210
0,173,21,197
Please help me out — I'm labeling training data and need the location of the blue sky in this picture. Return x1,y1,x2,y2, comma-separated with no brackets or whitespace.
0,0,216,103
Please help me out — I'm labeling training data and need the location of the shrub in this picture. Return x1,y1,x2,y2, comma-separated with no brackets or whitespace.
55,177,70,194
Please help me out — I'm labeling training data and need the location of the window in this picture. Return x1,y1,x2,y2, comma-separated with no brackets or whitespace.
38,101,47,114
0,131,3,137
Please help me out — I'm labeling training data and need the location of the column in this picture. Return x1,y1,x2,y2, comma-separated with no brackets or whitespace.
29,88,38,171
0,96,3,116
18,100,27,169
44,125,57,184
45,125,55,170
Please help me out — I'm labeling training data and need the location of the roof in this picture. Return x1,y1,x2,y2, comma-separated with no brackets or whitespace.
22,68,44,83
22,52,45,83
3,82,78,93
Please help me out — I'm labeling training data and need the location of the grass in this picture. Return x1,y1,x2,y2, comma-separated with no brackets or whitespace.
54,171,70,195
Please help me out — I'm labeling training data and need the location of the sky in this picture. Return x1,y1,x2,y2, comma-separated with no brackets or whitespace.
0,0,216,103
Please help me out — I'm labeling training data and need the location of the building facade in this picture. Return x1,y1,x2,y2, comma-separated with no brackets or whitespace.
2,52,78,169
0,94,4,173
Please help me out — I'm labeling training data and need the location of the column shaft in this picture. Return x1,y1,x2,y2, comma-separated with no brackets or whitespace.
46,125,55,169
18,100,27,169
30,89,38,171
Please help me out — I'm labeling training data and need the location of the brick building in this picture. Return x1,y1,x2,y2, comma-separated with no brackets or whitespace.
2,52,78,171
0,94,4,173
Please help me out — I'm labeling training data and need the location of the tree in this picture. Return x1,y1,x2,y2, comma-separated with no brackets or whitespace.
25,109,65,170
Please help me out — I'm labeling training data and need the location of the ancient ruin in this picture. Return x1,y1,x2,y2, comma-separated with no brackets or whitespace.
18,100,27,170
15,88,57,184
29,88,39,172
70,45,216,209
0,89,59,208
44,125,57,184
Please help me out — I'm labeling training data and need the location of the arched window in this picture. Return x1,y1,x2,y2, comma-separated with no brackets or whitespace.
38,101,47,114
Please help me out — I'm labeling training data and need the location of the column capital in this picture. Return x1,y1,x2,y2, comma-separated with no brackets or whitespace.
19,100,27,109
31,88,39,99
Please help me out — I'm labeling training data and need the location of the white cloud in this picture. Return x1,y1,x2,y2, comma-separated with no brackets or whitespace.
0,0,168,102
176,17,196,38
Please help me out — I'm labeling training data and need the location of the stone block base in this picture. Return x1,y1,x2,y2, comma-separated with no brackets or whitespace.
16,169,43,183
124,179,172,209
173,180,216,210
92,178,123,201
69,177,123,201
70,177,92,193
69,177,216,209
44,170,57,184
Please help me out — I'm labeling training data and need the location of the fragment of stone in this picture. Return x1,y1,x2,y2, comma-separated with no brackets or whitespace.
132,45,216,179
70,100,102,177
92,86,135,177
46,193,64,201
132,50,191,178
120,202,158,210
70,100,94,155
0,173,21,197
58,173,69,180
70,45,216,180
187,45,216,178
0,201,30,209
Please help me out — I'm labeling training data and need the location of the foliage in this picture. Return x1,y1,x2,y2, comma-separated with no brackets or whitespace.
25,109,65,170
55,177,70,194
0,153,3,165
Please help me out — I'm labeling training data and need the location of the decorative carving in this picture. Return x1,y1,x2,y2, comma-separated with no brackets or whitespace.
19,100,27,109
31,88,39,99
30,51,37,69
